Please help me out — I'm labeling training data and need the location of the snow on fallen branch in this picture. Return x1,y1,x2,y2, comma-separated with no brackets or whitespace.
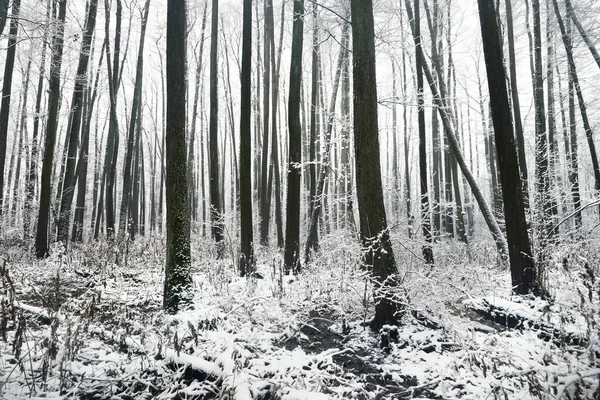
555,369,600,399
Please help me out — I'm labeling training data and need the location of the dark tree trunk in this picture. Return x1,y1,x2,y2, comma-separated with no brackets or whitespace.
164,0,192,312
478,0,538,295
532,0,553,268
25,0,52,239
414,0,434,264
284,0,304,275
209,0,225,257
35,0,67,259
259,0,272,246
0,0,22,219
351,0,400,331
239,0,256,276
56,0,98,245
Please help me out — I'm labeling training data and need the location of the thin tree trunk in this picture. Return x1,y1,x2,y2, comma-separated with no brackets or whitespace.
304,23,348,263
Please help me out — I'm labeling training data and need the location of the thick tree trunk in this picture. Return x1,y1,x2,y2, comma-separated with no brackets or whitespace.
478,0,538,295
164,0,192,312
284,0,304,275
35,0,67,259
239,0,256,276
351,0,400,331
415,0,434,263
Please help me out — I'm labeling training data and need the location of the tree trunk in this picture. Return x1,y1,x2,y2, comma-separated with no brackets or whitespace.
478,0,538,295
239,0,256,276
164,0,192,312
351,0,401,331
284,0,304,274
25,0,52,239
35,0,67,259
414,0,435,264
209,0,225,257
259,0,272,246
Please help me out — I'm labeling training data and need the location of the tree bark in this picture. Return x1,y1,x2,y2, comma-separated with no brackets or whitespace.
284,0,304,275
351,0,401,331
164,0,192,312
209,0,225,257
35,0,67,259
477,0,538,295
239,0,256,276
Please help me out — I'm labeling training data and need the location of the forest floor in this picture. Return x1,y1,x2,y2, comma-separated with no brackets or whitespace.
0,232,598,399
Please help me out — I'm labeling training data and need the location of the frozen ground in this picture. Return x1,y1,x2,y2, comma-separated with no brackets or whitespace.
0,233,598,399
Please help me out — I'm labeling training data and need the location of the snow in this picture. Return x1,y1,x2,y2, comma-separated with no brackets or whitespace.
0,235,598,399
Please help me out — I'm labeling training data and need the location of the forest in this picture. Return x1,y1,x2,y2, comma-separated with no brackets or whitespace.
0,0,599,398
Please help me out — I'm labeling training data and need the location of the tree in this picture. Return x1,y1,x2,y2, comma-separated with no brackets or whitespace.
239,0,255,276
351,0,401,331
164,0,192,312
209,0,225,257
259,0,272,246
414,0,434,264
477,0,538,295
35,0,67,259
0,0,22,219
284,0,304,275
56,0,99,245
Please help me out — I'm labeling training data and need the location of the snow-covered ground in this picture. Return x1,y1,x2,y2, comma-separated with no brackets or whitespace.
0,233,598,399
